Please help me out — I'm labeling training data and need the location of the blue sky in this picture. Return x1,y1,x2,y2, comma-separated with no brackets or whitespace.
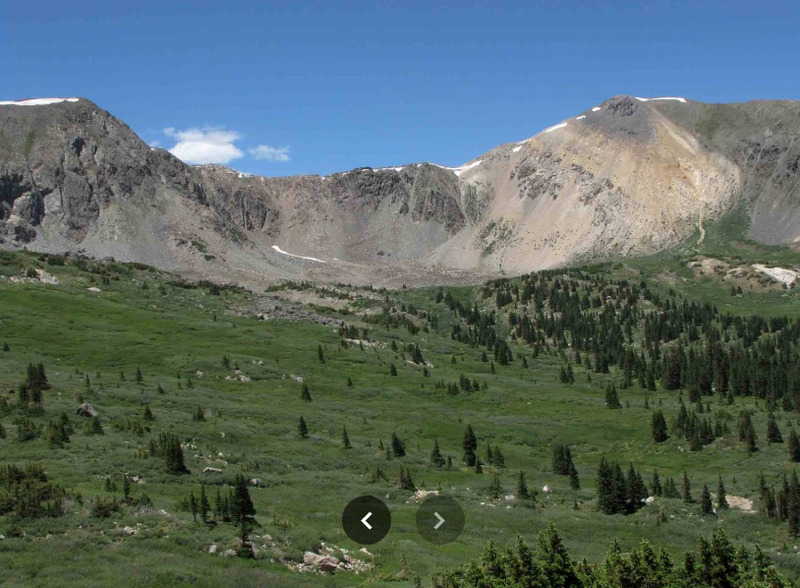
3,0,799,176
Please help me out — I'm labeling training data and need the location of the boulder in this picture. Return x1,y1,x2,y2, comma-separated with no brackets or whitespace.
202,467,222,474
304,552,340,572
75,403,98,417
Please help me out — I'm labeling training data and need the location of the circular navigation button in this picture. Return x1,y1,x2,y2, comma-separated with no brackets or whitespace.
416,495,465,545
342,495,392,545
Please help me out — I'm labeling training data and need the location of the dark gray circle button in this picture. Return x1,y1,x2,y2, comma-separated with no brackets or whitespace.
342,495,391,545
416,495,465,545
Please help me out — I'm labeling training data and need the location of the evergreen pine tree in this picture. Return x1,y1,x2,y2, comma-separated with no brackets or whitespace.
298,416,309,439
300,382,312,401
194,406,205,421
789,429,800,462
430,439,446,468
605,384,621,409
717,476,728,510
493,446,505,468
651,410,669,443
700,484,714,515
200,484,210,523
463,424,477,466
347,377,353,387
474,457,483,474
2,342,9,352
342,426,351,449
569,462,580,490
135,367,143,383
230,473,256,523
390,432,406,457
389,363,398,376
746,425,758,453
317,345,325,363
487,474,502,500
143,405,154,421
516,471,530,499
682,472,693,503
189,491,198,522
767,413,783,443
123,475,131,501
651,470,662,496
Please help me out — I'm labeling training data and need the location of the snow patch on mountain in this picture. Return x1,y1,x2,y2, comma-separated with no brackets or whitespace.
635,96,687,103
272,245,326,264
543,122,568,134
0,97,80,106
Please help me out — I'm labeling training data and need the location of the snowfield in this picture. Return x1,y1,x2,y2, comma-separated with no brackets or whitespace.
271,245,326,264
543,122,568,134
634,96,687,103
0,97,80,106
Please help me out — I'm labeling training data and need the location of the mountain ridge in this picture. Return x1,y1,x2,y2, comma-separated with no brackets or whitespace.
1,95,799,286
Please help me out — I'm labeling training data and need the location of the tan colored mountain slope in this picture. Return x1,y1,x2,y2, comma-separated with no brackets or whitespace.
1,95,798,286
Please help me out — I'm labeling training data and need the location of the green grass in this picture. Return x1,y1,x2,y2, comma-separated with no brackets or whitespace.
2,251,800,586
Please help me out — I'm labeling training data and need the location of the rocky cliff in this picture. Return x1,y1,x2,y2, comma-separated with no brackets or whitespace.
1,95,798,285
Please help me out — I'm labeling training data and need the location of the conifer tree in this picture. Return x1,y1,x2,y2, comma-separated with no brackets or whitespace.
462,425,477,466
347,377,353,387
651,410,669,443
189,491,198,522
717,476,728,510
342,426,351,449
0,421,5,439
516,471,530,499
317,345,325,363
475,457,483,474
605,383,621,409
789,429,800,462
700,484,714,515
485,445,494,465
487,474,502,500
2,342,9,352
123,475,131,501
569,462,580,490
397,466,415,490
430,439,446,468
199,484,210,523
746,425,758,453
300,382,312,401
389,363,397,376
143,405,154,421
135,367,143,383
493,446,505,468
193,406,205,421
682,472,693,503
651,470,662,496
298,416,309,439
767,413,783,443
230,473,256,523
391,432,406,457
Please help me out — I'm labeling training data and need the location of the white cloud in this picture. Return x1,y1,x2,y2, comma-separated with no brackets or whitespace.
249,144,290,162
164,126,244,165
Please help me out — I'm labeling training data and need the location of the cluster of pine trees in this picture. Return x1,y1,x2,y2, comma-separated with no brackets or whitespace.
596,458,648,515
0,463,66,518
435,525,789,587
148,432,189,474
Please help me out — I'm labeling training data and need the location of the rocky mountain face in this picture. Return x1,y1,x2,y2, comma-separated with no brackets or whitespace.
1,95,798,286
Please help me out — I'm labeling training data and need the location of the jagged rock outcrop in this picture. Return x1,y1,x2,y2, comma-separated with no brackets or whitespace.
1,95,798,285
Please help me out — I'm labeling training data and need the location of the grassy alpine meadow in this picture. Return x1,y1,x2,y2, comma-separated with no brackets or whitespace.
2,246,800,586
